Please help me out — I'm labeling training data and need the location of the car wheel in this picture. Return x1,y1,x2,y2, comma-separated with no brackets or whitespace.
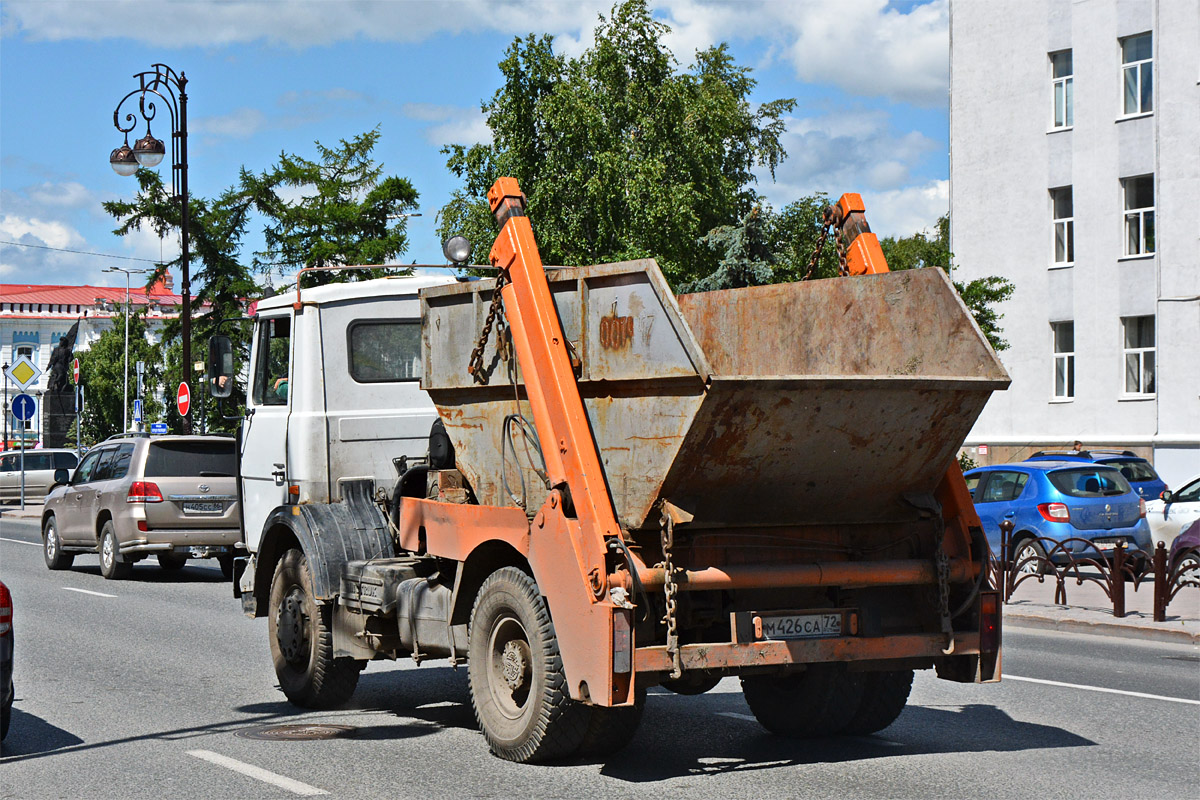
467,567,589,763
741,663,863,738
157,552,188,571
1014,537,1051,576
98,522,132,580
268,549,361,709
42,516,74,571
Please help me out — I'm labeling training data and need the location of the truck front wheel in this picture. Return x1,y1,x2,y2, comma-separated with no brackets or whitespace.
268,548,361,709
467,567,588,763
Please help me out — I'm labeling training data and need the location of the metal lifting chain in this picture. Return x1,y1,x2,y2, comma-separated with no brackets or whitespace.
835,226,850,277
467,274,508,385
801,222,832,281
659,511,682,679
934,531,955,655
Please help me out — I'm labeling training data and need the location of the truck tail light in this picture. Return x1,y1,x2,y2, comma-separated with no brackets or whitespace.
979,590,1000,654
127,481,164,503
1138,498,1147,519
1037,502,1070,522
0,581,12,635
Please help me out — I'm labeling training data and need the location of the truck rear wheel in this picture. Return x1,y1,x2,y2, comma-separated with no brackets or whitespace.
268,548,361,709
467,567,588,763
741,664,862,738
842,669,913,735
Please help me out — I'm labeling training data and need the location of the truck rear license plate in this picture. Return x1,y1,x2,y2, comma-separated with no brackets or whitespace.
183,501,222,514
761,613,842,640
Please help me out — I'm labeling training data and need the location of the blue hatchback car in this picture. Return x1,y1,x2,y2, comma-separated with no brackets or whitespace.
1024,449,1168,500
964,461,1152,566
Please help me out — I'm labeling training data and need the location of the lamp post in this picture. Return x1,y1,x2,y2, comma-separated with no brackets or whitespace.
110,63,192,433
2,362,8,447
103,266,151,433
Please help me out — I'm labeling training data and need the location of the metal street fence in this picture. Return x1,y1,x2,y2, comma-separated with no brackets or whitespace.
992,520,1199,622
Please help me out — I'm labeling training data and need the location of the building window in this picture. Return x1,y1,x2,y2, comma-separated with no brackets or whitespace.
1121,33,1152,115
1051,187,1074,265
15,345,34,362
1122,175,1155,256
1052,322,1074,399
1122,316,1155,395
1051,50,1073,128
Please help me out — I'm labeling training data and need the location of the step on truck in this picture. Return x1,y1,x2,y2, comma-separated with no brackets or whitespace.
210,178,1010,763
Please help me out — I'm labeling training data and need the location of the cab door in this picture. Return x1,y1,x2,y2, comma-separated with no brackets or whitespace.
239,313,292,552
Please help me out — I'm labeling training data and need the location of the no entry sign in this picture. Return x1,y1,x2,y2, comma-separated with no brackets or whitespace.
177,381,191,417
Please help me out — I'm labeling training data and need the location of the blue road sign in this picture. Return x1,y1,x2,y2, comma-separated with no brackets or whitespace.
133,399,143,423
11,393,36,421
150,422,168,435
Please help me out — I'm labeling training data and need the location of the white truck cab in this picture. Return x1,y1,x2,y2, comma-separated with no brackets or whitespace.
237,274,456,555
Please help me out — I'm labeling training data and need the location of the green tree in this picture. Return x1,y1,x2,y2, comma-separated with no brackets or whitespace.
438,0,795,287
880,215,1015,351
241,128,419,284
78,309,164,444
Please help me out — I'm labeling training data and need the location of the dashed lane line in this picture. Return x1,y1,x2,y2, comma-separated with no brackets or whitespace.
0,536,41,547
187,750,328,797
63,587,118,598
1005,674,1200,705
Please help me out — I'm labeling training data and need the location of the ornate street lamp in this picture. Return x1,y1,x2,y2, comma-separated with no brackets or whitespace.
110,63,193,432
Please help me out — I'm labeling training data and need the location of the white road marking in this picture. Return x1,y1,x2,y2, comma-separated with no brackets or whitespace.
187,750,328,797
716,712,758,722
63,587,117,598
1005,674,1200,705
0,536,41,547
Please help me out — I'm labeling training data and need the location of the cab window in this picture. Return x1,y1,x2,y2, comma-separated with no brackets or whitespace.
252,316,291,406
347,320,421,382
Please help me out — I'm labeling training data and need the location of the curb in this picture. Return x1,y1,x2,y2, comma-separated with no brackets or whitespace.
1004,610,1200,645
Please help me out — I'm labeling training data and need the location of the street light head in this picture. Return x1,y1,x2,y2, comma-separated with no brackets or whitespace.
110,142,138,176
133,132,166,168
442,236,472,266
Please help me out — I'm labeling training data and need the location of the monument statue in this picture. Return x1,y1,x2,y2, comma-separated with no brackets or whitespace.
43,320,81,447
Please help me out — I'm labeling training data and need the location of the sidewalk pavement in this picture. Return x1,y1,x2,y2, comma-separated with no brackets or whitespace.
4,501,1197,644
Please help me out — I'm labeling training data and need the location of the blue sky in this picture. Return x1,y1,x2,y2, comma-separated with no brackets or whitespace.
0,0,950,290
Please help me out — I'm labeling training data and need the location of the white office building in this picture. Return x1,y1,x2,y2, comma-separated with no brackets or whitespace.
950,0,1199,486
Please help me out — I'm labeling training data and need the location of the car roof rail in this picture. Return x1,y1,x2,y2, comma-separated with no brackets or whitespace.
1086,449,1140,457
101,432,150,442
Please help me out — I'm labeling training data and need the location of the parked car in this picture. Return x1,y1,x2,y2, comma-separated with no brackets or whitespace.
41,434,241,580
1024,449,1167,500
1,578,12,741
964,461,1153,570
0,449,78,503
1168,520,1199,584
1144,473,1200,549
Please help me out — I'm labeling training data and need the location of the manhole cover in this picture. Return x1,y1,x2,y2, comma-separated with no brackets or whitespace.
236,724,357,741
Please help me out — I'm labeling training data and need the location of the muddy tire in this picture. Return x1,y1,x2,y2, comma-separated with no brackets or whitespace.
42,516,74,571
741,664,863,738
842,669,913,735
98,522,131,580
157,552,188,571
575,686,645,758
467,567,588,763
268,549,361,709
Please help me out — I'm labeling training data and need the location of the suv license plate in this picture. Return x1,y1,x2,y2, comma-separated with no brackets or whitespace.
761,613,842,640
183,501,222,514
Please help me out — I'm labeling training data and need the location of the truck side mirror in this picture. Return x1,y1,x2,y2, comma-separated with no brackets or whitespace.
53,467,70,487
209,335,234,398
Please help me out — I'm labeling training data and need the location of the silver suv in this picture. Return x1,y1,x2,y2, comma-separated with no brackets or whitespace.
40,434,241,580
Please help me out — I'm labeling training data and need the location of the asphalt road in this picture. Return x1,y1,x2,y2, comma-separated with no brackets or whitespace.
2,514,1198,799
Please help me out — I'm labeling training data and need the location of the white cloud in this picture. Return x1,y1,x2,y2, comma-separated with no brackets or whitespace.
192,108,268,139
861,179,948,239
402,103,492,147
3,1,948,106
25,181,95,209
0,214,82,250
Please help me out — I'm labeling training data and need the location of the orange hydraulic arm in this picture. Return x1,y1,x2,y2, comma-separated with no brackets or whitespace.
828,192,889,276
